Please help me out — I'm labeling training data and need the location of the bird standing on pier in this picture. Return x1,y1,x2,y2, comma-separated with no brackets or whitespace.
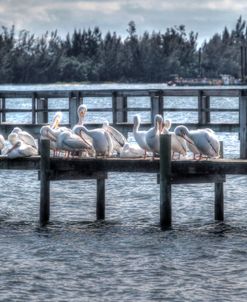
133,114,151,158
174,125,220,159
102,120,127,155
73,125,113,157
73,104,126,155
146,114,164,158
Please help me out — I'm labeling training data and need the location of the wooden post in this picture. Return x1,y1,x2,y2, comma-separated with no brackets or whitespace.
214,141,224,221
112,92,127,125
150,92,163,124
239,90,247,159
32,93,36,124
160,134,172,229
215,182,224,221
69,91,82,128
96,178,105,220
40,139,50,226
198,91,210,125
1,97,6,123
37,98,48,124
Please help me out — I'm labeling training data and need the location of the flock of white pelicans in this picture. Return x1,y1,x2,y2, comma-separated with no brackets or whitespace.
0,104,220,160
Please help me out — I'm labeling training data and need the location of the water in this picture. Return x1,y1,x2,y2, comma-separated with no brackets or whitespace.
0,84,247,301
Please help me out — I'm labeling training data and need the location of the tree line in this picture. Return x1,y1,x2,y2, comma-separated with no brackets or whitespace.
0,17,246,84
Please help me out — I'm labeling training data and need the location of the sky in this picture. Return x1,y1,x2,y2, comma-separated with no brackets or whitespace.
0,0,247,46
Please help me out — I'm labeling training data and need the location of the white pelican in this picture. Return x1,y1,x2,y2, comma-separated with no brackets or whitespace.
133,115,151,157
174,125,220,159
11,127,37,149
57,130,94,157
0,134,9,155
146,114,164,157
74,125,113,157
50,111,63,129
72,104,126,155
40,125,61,156
0,134,5,152
77,104,87,125
120,142,145,158
102,120,127,155
161,121,187,159
7,133,38,158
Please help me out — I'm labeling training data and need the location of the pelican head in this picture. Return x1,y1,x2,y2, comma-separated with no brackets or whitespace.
163,119,172,131
154,114,163,132
51,111,63,129
133,114,141,127
174,125,189,138
12,127,22,134
78,104,87,118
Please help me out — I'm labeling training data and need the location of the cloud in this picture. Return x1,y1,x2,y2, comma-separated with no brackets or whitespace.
0,0,245,44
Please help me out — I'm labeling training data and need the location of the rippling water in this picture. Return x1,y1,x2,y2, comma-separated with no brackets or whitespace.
0,84,247,301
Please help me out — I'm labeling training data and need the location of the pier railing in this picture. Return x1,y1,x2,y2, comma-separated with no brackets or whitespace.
0,86,247,157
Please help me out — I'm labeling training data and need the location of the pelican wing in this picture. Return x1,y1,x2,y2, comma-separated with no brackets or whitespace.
18,131,37,149
63,135,92,150
205,132,220,157
105,125,127,147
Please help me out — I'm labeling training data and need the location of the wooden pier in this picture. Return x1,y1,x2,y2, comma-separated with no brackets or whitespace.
1,86,247,228
0,137,247,228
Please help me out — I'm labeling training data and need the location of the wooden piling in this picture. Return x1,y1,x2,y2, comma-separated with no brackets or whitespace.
214,141,224,221
37,98,48,124
150,92,163,124
112,92,127,124
160,134,172,229
40,139,50,226
239,90,247,159
69,91,82,127
198,91,210,125
96,178,105,220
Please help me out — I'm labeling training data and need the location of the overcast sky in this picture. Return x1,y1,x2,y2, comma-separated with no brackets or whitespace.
0,0,246,45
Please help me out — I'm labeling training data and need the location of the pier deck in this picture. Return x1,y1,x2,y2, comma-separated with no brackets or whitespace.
0,156,247,175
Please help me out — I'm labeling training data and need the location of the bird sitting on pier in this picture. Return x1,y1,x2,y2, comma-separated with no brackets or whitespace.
11,127,37,150
73,125,113,157
0,134,9,155
133,114,151,158
174,125,220,159
7,133,38,158
120,142,145,158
